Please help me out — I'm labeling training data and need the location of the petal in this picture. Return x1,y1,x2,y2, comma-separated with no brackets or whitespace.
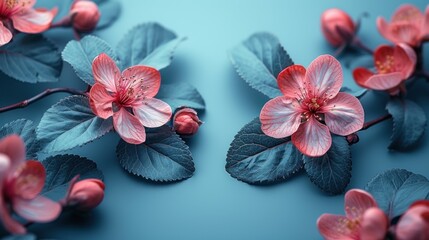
352,68,374,89
0,135,26,174
113,108,146,144
11,8,57,34
360,208,388,240
133,98,172,128
260,96,303,138
396,205,429,240
305,55,343,99
377,17,396,43
317,214,358,240
277,65,306,98
0,22,12,46
9,161,45,200
344,189,378,220
389,23,421,46
424,6,429,37
13,196,61,222
374,45,395,74
322,92,364,136
394,43,416,79
89,83,115,119
364,72,404,90
392,4,424,25
0,192,26,234
121,66,161,99
292,117,331,157
92,53,120,92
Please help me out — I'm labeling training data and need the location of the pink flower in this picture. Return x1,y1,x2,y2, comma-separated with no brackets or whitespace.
0,0,57,46
260,55,364,157
353,44,416,96
321,8,356,47
173,108,202,136
70,0,100,32
317,189,388,240
89,53,172,144
0,135,61,234
395,200,429,240
65,179,105,211
377,4,429,47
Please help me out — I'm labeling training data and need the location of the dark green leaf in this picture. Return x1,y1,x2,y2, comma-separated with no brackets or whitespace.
386,98,427,150
365,169,429,219
0,119,39,159
226,118,303,184
304,136,351,195
0,34,62,83
37,95,113,153
229,32,293,98
116,126,194,181
62,35,119,85
116,23,185,69
157,82,206,112
42,155,103,200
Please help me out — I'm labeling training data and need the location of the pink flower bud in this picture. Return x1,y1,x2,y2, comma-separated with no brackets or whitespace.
70,0,100,32
67,179,105,211
173,108,202,136
396,200,429,240
321,8,356,47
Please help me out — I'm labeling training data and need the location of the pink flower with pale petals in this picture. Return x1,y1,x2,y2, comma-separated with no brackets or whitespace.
89,53,172,144
260,55,364,157
353,44,416,96
377,4,429,47
395,200,429,240
0,135,61,234
0,0,57,46
317,189,388,240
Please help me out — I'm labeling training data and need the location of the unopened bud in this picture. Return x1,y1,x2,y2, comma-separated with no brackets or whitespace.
321,8,356,47
70,0,100,32
173,108,202,136
67,179,104,211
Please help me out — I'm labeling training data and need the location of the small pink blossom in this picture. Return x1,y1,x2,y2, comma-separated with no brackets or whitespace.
65,178,105,211
173,108,202,136
260,55,364,157
321,8,356,47
395,200,429,240
317,189,388,240
70,0,100,32
353,44,416,95
89,53,172,144
377,4,429,47
0,0,57,46
0,135,61,234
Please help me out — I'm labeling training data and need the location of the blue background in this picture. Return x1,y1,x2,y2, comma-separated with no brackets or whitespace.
1,0,429,239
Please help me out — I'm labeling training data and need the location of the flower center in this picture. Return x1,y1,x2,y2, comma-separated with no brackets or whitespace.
376,55,394,74
393,8,421,22
299,97,325,123
115,74,149,107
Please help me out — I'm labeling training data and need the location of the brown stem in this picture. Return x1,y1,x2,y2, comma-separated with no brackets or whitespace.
346,114,392,145
0,88,87,113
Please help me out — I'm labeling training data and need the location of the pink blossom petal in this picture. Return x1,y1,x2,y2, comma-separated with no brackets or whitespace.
317,214,358,240
10,161,45,200
113,108,146,144
352,68,374,89
92,53,120,92
424,6,429,37
13,196,61,222
121,66,161,99
322,92,364,136
260,96,303,138
0,22,12,46
364,72,404,90
133,98,172,128
0,135,26,174
291,117,331,157
277,65,306,98
396,203,429,240
89,83,115,119
305,55,343,99
360,207,388,240
392,4,424,25
394,44,416,79
344,189,378,220
11,8,57,34
389,23,421,46
0,193,26,234
377,18,396,44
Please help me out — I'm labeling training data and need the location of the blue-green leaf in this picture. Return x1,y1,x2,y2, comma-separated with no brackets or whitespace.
340,86,368,99
116,23,185,69
229,32,293,98
226,118,303,184
304,136,351,195
62,35,119,86
365,169,429,219
95,0,121,29
157,82,206,112
0,119,40,159
0,34,62,83
42,154,103,200
1,234,36,240
37,95,113,153
386,98,427,150
116,126,194,181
